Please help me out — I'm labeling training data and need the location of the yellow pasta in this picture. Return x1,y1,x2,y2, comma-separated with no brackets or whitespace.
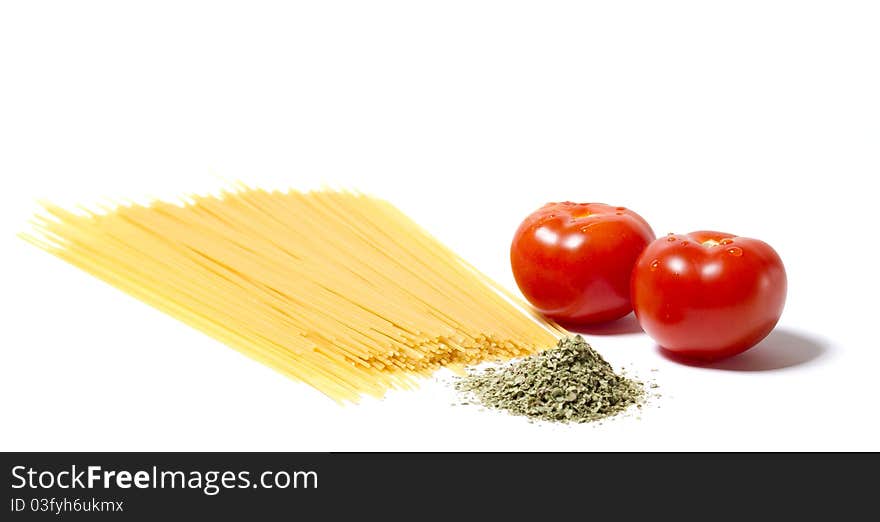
23,186,565,402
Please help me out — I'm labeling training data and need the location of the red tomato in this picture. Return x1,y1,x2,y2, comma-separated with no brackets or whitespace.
510,202,655,324
631,231,787,360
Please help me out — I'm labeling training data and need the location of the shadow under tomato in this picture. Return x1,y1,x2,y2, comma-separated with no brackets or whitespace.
656,328,829,371
558,312,644,336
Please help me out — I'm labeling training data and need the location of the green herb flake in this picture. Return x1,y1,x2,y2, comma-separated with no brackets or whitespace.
454,335,645,424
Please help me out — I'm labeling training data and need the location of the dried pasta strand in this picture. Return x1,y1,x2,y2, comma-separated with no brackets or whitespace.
23,188,564,402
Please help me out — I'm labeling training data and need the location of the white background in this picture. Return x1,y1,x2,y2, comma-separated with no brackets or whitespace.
1,1,878,451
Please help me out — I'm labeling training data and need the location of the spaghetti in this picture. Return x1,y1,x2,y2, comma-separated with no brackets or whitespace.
24,186,565,402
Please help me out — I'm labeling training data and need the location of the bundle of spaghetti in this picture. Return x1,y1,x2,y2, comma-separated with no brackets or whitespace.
24,186,565,402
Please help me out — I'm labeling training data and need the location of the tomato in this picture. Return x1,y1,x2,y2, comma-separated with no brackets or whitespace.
631,231,787,360
510,202,655,324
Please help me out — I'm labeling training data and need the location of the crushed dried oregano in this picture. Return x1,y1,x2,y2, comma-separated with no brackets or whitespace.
454,335,645,423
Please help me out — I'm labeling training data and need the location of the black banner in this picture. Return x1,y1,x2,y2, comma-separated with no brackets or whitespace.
1,453,874,519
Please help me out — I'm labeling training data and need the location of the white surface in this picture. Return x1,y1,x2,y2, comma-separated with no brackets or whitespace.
1,1,878,451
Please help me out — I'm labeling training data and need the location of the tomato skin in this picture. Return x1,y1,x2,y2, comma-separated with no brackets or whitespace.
631,231,787,360
510,202,655,324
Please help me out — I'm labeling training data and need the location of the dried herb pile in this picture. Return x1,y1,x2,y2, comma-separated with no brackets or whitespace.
455,335,644,423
